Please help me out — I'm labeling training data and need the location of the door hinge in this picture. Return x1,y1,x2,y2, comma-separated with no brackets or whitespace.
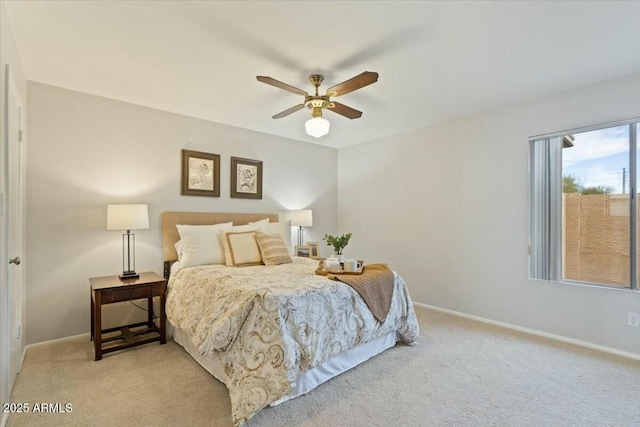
17,325,22,340
18,129,23,142
0,192,5,216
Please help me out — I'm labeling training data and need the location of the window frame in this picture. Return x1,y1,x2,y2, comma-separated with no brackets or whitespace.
529,117,640,291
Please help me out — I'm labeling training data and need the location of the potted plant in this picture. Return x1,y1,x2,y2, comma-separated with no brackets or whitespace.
323,233,352,258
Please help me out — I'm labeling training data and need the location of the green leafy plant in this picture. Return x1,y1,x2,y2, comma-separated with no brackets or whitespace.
323,233,353,255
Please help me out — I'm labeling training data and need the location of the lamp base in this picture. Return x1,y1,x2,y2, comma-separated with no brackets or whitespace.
119,271,140,280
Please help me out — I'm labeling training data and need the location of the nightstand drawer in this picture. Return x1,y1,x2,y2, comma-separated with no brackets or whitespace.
111,285,152,303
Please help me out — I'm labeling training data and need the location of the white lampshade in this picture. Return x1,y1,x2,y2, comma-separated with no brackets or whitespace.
290,209,313,227
107,204,149,231
305,117,330,138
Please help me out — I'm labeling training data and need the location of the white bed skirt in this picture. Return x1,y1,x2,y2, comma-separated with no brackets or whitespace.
171,323,398,406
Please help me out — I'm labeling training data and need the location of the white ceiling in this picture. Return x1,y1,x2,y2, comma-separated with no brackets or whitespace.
5,1,640,148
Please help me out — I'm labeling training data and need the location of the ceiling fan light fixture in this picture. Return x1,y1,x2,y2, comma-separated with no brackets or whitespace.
305,116,330,138
305,106,330,138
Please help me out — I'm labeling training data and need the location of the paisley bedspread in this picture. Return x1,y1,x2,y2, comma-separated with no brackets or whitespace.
165,257,419,426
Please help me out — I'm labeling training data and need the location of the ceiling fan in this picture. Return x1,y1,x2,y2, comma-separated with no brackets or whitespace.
256,71,379,138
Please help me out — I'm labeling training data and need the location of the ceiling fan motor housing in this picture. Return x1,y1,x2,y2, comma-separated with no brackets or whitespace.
305,96,330,110
305,74,330,111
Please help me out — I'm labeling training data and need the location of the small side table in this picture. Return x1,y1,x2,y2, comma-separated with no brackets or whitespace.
90,271,167,361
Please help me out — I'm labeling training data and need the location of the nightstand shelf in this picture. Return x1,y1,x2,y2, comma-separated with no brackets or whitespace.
90,271,167,361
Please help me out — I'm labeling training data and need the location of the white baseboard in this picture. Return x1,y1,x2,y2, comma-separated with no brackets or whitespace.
19,344,26,373
25,332,90,351
413,302,640,361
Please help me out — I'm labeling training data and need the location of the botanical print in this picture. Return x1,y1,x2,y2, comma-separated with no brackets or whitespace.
236,164,257,193
230,157,261,199
166,258,419,426
188,157,214,191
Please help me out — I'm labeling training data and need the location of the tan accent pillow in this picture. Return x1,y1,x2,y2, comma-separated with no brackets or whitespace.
220,231,263,266
256,232,292,266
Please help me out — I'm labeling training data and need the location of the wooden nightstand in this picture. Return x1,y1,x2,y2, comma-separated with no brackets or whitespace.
90,271,167,361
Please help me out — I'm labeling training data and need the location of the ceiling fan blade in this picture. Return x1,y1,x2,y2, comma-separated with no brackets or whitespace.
325,71,379,98
272,104,305,119
257,76,309,96
327,102,363,119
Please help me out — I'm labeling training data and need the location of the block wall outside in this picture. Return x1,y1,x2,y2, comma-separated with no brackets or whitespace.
563,193,630,287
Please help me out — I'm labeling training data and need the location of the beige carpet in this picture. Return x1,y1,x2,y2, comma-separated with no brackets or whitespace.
7,307,640,427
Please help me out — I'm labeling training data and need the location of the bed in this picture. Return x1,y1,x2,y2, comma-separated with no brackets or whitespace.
162,212,419,426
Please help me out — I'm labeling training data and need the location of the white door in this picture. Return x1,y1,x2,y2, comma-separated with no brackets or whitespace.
6,65,24,386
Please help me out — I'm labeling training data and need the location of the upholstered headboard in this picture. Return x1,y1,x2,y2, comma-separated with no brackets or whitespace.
161,211,279,277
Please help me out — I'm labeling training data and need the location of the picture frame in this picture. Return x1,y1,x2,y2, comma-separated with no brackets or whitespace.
295,245,311,258
306,242,320,259
181,149,220,197
230,157,263,199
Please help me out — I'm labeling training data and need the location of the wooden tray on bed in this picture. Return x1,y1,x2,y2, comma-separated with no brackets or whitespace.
315,260,365,276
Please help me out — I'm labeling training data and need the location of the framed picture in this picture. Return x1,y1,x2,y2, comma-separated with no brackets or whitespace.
231,157,263,199
306,242,320,259
181,149,220,197
295,245,311,258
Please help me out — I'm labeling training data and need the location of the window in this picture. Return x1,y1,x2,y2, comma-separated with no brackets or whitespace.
530,120,638,289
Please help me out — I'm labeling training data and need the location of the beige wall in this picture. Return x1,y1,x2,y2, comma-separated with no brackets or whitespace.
26,82,338,344
338,73,640,356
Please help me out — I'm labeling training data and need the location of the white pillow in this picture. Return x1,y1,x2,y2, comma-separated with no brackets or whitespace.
228,223,263,233
219,223,263,266
248,218,270,228
175,222,233,267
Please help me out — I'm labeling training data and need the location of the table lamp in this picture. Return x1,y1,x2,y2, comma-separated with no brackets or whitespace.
290,209,313,247
107,204,149,279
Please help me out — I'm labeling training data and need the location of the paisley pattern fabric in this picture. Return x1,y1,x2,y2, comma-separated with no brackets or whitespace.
166,257,419,426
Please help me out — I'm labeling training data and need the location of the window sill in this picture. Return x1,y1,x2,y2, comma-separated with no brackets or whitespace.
530,277,639,293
